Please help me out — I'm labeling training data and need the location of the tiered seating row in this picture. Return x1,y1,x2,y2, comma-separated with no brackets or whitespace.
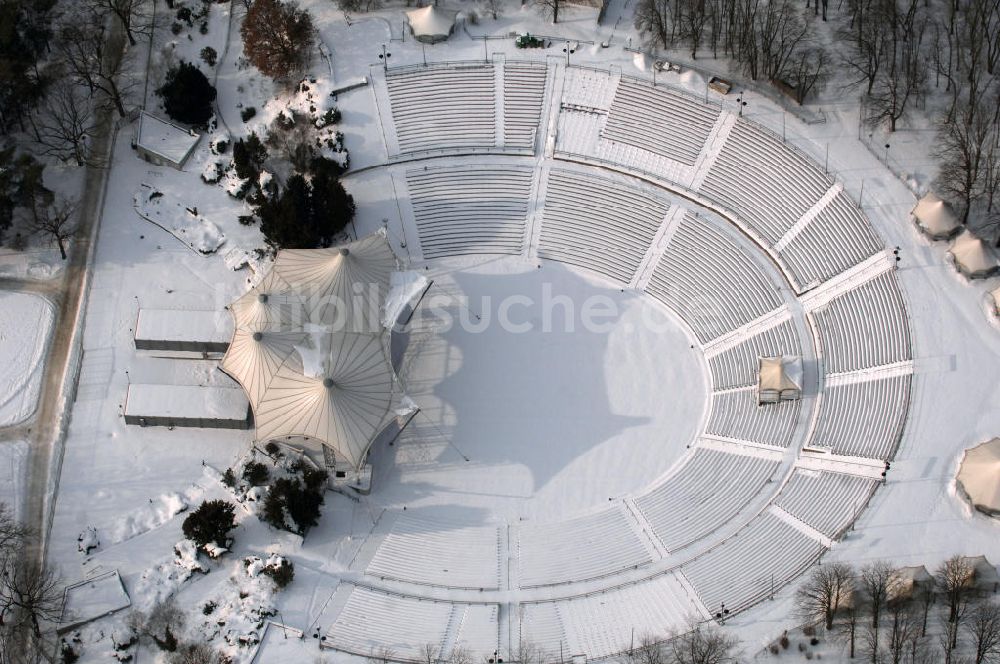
700,120,832,245
808,374,911,460
779,192,884,289
561,66,617,110
681,512,826,614
708,320,801,390
646,214,784,342
635,448,779,552
326,586,498,662
523,574,693,658
407,166,532,258
705,388,801,448
811,271,911,374
538,169,669,285
365,515,500,589
504,64,548,149
387,66,496,153
776,470,878,538
517,505,652,587
603,79,719,166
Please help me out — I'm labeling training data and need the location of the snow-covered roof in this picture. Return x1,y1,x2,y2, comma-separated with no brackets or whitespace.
135,111,201,166
406,5,457,41
911,192,961,240
949,230,999,279
124,384,250,420
135,309,232,344
221,230,401,469
957,438,1000,516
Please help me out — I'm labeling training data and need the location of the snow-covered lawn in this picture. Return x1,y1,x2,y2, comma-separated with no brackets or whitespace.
0,292,54,426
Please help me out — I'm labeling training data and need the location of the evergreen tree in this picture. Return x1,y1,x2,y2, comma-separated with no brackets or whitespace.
258,173,317,249
232,132,267,181
157,61,217,126
181,500,236,549
309,157,354,243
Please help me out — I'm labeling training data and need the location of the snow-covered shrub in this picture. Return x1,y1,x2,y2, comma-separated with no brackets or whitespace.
240,106,256,122
261,557,294,589
201,160,223,184
201,46,218,67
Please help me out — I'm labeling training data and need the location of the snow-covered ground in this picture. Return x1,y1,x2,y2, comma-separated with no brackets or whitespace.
28,0,1000,663
0,292,55,426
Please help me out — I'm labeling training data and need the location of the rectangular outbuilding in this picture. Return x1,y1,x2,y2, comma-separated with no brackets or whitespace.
134,308,232,355
124,384,251,429
133,111,201,170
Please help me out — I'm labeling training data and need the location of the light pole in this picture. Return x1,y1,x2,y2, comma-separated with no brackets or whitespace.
736,92,747,117
421,41,427,67
884,142,890,165
378,44,391,72
562,43,575,66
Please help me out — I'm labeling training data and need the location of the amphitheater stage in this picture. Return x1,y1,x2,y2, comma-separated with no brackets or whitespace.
369,257,708,523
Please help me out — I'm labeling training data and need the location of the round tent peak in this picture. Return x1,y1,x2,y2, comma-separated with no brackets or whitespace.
252,331,264,342
257,293,269,303
322,377,336,388
339,248,350,257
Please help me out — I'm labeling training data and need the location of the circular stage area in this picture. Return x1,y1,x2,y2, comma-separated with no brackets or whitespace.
373,259,707,521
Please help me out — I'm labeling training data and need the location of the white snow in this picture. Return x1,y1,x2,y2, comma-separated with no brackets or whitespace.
0,292,54,426
33,1,1000,662
381,270,429,328
124,384,249,421
135,112,201,166
61,571,131,627
134,308,233,346
133,185,227,254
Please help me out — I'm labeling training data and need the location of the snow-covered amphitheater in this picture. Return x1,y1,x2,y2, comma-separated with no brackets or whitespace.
311,59,917,661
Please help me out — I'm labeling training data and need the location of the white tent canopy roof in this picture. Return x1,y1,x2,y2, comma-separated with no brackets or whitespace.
221,230,400,469
271,231,397,333
254,331,396,467
759,356,801,392
950,230,999,278
406,5,457,40
912,192,961,239
957,438,1000,516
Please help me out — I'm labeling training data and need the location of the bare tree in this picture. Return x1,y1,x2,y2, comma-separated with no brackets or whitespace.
635,0,674,49
936,556,977,657
0,560,63,639
885,602,921,664
419,643,439,664
964,600,1000,664
167,642,227,664
866,0,927,131
88,0,151,46
483,0,502,20
29,81,99,167
837,597,864,658
861,560,898,648
534,0,561,23
56,13,131,117
447,646,473,664
629,633,667,664
797,563,855,630
30,197,78,260
840,0,891,95
787,46,830,104
667,624,740,664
